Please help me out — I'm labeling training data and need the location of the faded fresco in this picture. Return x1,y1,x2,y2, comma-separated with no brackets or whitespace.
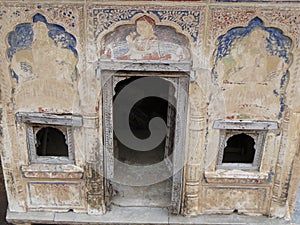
101,16,191,61
7,13,78,110
0,2,300,224
213,17,292,119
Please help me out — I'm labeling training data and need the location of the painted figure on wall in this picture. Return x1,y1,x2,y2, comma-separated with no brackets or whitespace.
213,17,292,119
102,15,190,61
120,16,160,60
8,13,78,84
7,13,79,110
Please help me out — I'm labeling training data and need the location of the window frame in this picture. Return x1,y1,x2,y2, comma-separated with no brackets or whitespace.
16,112,82,164
213,120,278,171
216,129,266,170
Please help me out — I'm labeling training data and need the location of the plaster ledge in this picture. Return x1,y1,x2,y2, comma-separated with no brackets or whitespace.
21,164,84,179
98,59,192,72
204,170,269,184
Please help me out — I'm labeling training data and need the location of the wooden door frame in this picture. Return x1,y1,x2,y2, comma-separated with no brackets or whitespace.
99,60,190,214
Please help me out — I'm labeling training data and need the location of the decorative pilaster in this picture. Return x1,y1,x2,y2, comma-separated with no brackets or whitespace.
83,114,106,215
270,110,300,218
184,115,205,215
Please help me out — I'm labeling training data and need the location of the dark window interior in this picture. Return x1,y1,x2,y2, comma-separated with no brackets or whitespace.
36,127,68,157
222,133,255,164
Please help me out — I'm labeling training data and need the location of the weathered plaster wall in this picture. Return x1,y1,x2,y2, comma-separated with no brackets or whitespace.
0,1,299,224
0,2,89,214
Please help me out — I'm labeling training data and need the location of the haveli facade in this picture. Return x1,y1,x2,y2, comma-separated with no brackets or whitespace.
0,0,300,224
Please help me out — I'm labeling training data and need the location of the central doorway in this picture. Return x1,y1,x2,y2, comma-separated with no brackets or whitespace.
112,76,174,208
102,72,189,213
114,76,172,165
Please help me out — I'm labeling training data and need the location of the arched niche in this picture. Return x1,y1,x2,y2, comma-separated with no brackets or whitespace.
212,17,293,120
6,13,79,111
100,15,191,61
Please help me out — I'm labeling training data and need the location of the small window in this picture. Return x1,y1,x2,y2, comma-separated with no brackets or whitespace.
15,112,82,164
36,127,68,157
214,120,278,170
216,130,264,170
28,125,73,163
222,133,255,164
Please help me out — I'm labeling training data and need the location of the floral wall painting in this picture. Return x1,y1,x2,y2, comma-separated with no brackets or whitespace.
8,13,78,85
101,15,191,61
212,17,292,119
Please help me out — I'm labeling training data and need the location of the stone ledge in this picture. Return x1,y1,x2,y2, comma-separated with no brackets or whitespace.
21,164,84,179
6,211,55,224
6,206,293,225
204,170,270,184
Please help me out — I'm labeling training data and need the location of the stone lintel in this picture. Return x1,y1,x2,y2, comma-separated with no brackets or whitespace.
15,112,83,127
98,59,192,72
213,120,278,130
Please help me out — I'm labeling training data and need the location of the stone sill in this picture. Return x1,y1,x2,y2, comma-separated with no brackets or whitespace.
204,170,269,184
21,164,84,179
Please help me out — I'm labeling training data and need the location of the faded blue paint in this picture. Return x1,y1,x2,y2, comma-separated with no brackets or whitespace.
7,23,33,60
8,13,78,61
11,69,19,83
279,94,285,119
214,17,292,67
149,10,200,43
93,8,200,43
33,14,78,57
278,71,289,119
280,70,289,88
93,9,143,40
212,17,292,120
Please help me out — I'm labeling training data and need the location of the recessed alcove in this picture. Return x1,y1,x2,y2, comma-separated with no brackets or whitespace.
36,127,68,157
222,133,255,164
113,76,174,166
111,76,176,208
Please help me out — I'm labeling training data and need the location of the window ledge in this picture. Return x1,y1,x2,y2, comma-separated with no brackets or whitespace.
213,120,278,130
204,170,269,184
21,164,84,179
216,163,258,171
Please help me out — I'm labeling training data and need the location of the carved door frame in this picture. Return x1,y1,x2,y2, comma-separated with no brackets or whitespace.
100,60,190,214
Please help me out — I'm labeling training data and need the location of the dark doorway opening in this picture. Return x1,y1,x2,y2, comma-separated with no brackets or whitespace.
222,133,255,163
111,76,176,207
113,76,174,165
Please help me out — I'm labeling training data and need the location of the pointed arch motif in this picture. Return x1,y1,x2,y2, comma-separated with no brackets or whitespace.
6,13,79,111
100,15,191,61
7,13,78,83
212,17,293,120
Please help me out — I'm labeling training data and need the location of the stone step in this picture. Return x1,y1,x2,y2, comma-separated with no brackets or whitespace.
110,179,171,207
7,206,293,225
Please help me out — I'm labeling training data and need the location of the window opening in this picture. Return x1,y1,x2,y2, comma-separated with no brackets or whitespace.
36,127,68,157
222,133,255,164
